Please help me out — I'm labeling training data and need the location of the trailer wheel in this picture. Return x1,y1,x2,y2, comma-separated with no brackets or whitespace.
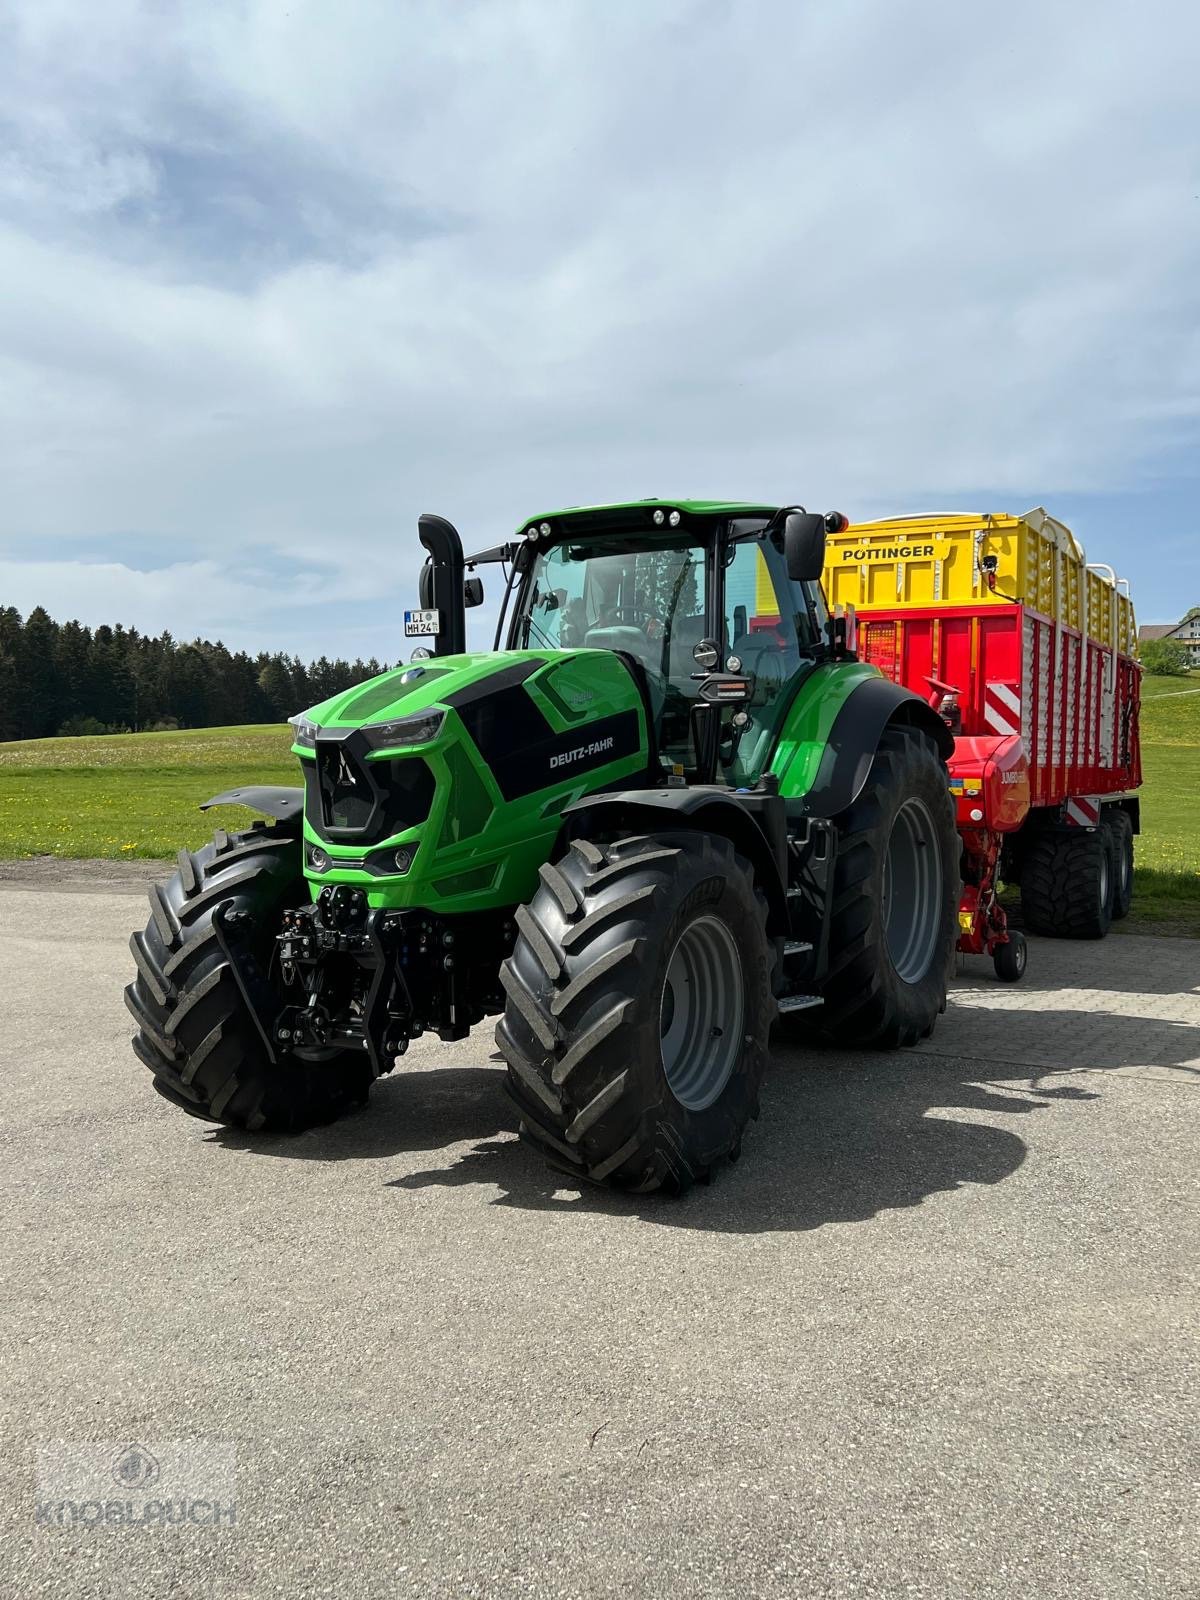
1020,827,1115,940
496,831,773,1195
782,726,959,1048
1105,810,1134,920
993,931,1027,982
125,827,374,1131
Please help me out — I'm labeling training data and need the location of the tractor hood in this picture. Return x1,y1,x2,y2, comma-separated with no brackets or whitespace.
301,652,529,733
289,650,649,912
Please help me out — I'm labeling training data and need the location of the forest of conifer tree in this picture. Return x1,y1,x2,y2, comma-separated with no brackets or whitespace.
0,605,388,742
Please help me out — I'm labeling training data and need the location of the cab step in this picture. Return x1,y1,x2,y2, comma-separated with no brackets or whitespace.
777,992,822,1014
783,939,812,956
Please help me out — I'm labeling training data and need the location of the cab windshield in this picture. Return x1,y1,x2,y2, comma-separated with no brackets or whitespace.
512,523,822,781
516,535,708,766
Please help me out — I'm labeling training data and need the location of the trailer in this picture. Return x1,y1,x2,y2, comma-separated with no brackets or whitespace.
822,510,1142,978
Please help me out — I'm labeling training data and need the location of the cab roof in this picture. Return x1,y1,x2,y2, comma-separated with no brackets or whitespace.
514,498,779,541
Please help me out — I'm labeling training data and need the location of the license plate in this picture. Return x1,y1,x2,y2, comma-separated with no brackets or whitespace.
404,609,441,637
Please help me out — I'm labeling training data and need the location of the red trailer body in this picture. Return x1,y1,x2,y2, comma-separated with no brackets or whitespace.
858,602,1142,806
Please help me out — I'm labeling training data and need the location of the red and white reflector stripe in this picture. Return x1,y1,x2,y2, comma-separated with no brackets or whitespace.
1065,795,1101,827
983,680,1021,736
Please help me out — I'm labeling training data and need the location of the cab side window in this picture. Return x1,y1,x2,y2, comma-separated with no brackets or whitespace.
722,537,808,784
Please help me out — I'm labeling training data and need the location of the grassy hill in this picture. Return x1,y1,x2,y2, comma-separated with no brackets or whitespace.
1135,677,1200,873
0,724,294,858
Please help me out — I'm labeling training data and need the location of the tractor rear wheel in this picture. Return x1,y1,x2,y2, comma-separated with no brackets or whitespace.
1020,827,1115,939
497,831,773,1194
1105,809,1134,920
126,826,374,1130
781,726,959,1048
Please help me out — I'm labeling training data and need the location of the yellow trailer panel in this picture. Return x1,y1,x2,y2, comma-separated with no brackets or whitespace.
823,510,1136,651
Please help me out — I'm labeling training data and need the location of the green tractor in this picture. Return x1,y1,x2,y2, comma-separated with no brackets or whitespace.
127,500,959,1193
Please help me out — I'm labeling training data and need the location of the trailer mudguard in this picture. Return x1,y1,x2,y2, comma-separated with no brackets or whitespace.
799,677,953,819
200,786,305,829
562,786,790,934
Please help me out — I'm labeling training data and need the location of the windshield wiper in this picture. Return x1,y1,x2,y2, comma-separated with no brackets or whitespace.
522,609,559,652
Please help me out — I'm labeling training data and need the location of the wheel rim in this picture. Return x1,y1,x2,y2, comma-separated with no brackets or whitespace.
1119,837,1131,895
659,915,744,1111
1099,848,1111,912
880,797,944,984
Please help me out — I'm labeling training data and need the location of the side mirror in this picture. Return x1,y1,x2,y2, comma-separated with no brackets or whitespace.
783,512,828,582
464,576,484,608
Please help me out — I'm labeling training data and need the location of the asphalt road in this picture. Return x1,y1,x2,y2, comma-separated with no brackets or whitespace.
2,871,1197,1599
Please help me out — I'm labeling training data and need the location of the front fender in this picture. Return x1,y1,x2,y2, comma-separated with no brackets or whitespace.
562,786,790,935
199,786,305,831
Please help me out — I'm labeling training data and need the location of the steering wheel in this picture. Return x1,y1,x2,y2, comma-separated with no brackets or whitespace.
603,604,657,628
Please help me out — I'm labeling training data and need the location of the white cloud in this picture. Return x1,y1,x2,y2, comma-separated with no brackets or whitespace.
0,0,1198,649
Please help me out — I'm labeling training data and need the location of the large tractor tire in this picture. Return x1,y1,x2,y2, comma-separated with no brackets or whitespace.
1105,809,1134,921
497,832,773,1195
125,825,374,1131
784,726,959,1048
1020,826,1115,939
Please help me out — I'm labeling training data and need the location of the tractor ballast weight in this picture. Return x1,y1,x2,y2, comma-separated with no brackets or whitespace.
127,499,961,1193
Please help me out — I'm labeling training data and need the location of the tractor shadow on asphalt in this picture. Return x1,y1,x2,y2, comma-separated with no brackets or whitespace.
212,1062,511,1162
214,1006,1200,1234
216,1004,1200,1241
386,1054,1040,1235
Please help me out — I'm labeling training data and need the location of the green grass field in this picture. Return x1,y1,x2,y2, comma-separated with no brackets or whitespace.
1120,675,1200,930
1,680,1197,930
0,725,295,858
1135,673,1200,874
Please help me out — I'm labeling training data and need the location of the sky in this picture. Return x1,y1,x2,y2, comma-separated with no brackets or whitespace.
1,0,1198,663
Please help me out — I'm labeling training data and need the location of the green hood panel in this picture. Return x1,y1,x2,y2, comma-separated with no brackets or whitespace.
309,651,536,730
293,651,648,912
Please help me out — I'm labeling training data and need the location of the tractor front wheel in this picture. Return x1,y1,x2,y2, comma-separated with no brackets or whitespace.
497,831,773,1194
126,826,374,1131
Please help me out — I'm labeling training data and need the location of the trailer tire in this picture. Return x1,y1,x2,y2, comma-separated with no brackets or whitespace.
993,930,1027,982
782,726,959,1048
497,832,773,1195
1105,809,1134,920
125,826,374,1131
1020,827,1115,940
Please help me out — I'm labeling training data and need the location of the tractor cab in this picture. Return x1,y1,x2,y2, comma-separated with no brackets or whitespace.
481,501,833,787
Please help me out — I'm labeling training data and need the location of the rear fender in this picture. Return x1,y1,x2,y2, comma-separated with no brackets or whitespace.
562,787,790,936
800,678,953,819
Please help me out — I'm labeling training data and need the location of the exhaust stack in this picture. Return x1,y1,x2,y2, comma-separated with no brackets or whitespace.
417,512,467,657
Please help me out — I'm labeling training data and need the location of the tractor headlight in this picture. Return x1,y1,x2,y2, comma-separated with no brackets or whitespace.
360,710,446,751
288,714,319,749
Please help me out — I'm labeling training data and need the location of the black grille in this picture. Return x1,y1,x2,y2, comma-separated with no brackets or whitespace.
318,744,374,831
306,737,436,843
